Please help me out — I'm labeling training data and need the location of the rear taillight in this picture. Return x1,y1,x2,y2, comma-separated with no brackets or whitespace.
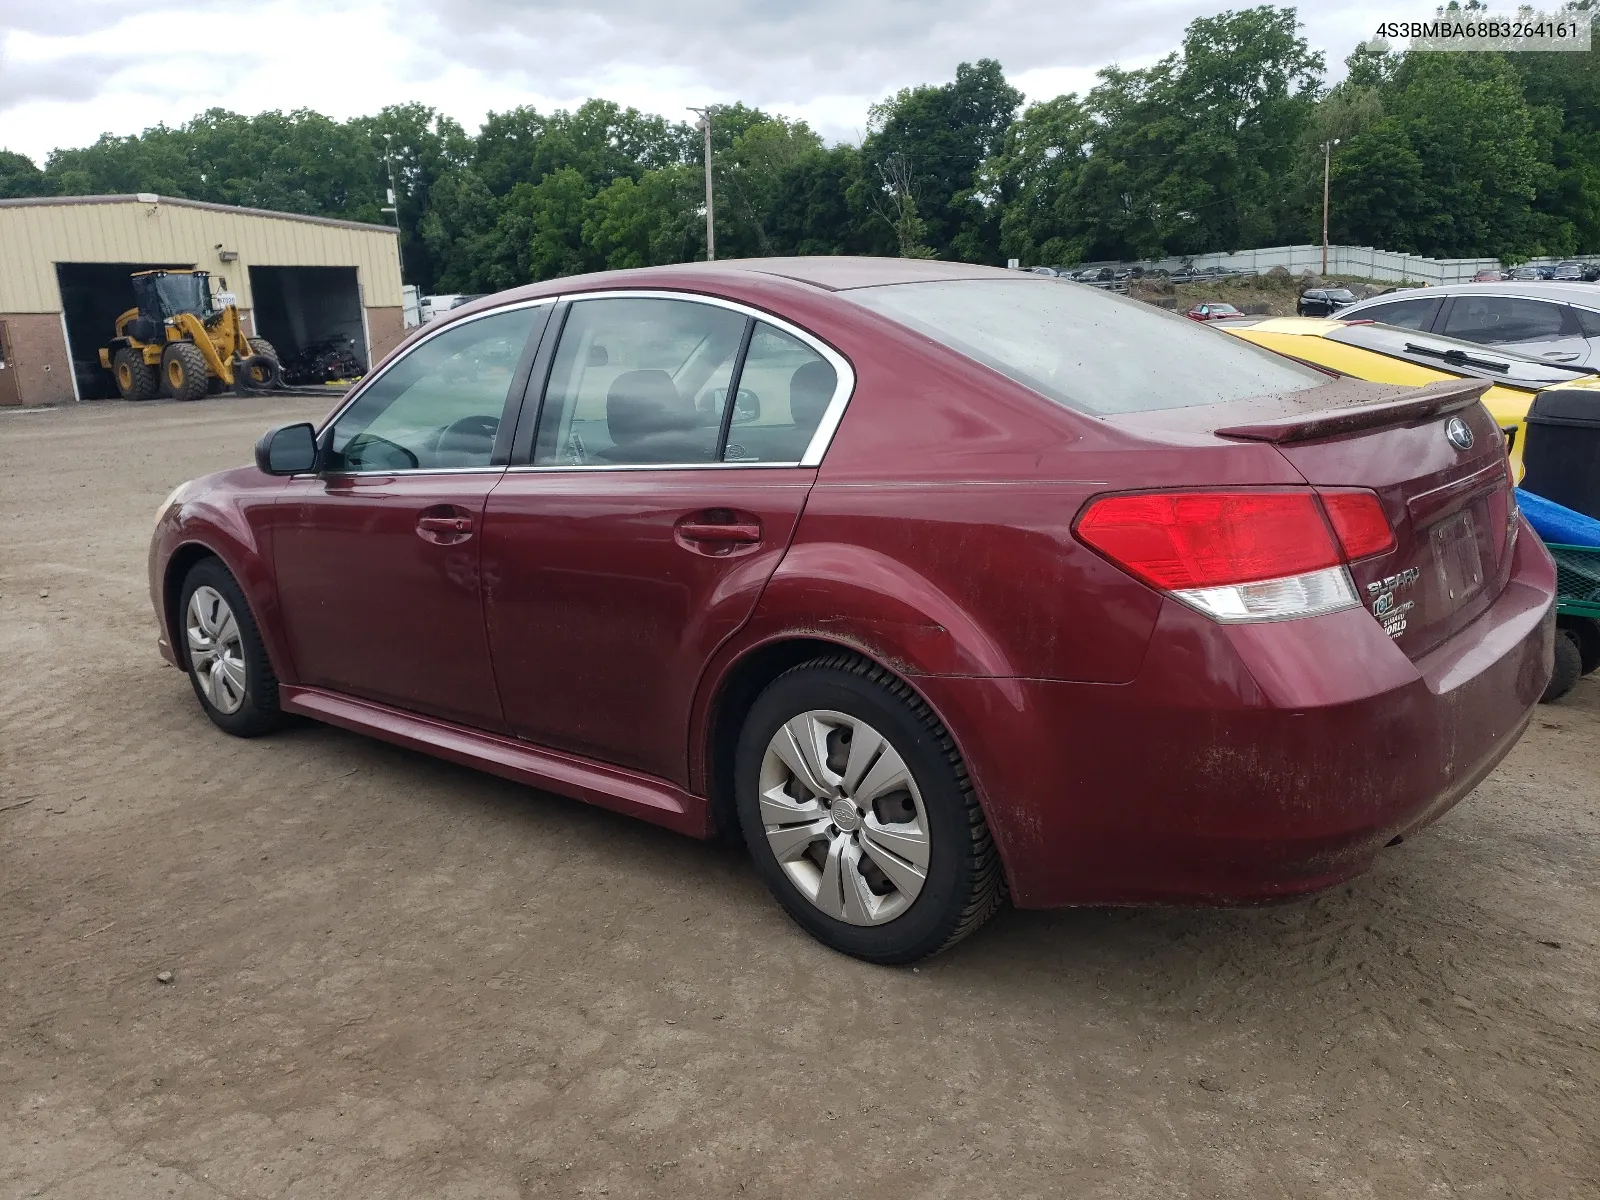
1075,489,1393,623
1319,489,1395,559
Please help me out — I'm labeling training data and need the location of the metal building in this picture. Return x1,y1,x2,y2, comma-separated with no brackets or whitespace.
0,194,404,407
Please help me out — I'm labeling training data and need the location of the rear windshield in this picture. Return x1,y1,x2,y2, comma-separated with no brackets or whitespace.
845,278,1326,415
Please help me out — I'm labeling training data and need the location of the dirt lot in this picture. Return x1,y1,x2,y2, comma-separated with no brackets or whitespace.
2,396,1597,1199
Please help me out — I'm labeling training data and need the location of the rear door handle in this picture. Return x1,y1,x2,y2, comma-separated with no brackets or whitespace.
1542,351,1581,361
417,510,473,544
677,521,762,544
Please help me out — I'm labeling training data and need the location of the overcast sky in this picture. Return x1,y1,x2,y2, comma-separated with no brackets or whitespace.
1,1,1437,163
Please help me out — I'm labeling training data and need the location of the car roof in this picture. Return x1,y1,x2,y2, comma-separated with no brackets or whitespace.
499,256,1019,298
1351,280,1600,305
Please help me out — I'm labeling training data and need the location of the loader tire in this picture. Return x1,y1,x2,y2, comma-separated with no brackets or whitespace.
113,348,159,401
247,337,279,363
162,342,210,402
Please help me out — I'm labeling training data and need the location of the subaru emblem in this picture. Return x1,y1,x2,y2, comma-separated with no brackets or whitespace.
1445,416,1475,451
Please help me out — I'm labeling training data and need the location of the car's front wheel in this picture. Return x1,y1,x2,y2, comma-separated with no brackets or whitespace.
178,558,284,736
735,654,1005,963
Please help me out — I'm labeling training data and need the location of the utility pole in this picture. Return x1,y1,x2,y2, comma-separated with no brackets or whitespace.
382,133,407,283
689,106,716,261
1321,139,1340,276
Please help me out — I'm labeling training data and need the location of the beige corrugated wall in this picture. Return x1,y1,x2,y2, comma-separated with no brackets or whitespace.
0,199,402,313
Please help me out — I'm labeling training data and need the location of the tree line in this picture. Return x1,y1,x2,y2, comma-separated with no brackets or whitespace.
3,4,1599,294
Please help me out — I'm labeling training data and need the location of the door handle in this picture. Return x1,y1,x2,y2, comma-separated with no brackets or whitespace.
677,521,761,544
1542,351,1581,361
417,508,473,545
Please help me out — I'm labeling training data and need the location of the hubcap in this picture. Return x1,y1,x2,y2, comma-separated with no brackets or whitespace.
186,586,247,714
758,710,931,926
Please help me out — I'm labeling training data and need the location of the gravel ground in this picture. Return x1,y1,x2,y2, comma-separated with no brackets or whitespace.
2,397,1597,1200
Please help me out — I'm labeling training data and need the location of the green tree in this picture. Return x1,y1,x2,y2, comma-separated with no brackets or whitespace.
584,165,704,268
861,59,1022,260
0,150,53,198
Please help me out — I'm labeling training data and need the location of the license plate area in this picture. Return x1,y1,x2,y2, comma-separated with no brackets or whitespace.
1432,508,1484,608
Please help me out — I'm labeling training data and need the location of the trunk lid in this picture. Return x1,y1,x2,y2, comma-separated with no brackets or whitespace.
1120,378,1518,660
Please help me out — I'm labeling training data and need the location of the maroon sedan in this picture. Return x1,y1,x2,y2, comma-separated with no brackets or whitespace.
150,258,1555,963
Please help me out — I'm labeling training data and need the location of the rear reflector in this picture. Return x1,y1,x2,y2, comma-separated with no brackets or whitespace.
1075,488,1395,624
1319,489,1396,559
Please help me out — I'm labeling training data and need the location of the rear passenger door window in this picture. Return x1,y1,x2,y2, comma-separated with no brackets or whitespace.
1440,296,1568,345
534,298,744,466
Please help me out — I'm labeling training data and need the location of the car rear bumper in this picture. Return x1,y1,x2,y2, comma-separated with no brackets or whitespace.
918,525,1557,908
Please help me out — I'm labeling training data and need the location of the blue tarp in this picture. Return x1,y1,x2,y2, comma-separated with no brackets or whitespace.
1517,488,1600,548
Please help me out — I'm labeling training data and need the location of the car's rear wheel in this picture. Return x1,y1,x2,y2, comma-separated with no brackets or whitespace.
1541,626,1584,703
735,654,1005,964
178,558,283,736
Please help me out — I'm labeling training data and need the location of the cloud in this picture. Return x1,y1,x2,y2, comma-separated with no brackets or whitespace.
0,0,1417,163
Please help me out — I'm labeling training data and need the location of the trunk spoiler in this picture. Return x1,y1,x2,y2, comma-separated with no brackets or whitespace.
1215,378,1490,444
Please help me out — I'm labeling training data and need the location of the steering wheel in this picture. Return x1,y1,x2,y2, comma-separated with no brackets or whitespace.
435,413,500,449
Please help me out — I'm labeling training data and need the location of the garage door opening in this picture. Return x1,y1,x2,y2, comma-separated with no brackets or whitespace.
248,266,368,384
57,262,192,400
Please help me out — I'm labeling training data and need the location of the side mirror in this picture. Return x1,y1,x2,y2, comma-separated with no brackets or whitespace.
732,389,761,424
254,422,318,475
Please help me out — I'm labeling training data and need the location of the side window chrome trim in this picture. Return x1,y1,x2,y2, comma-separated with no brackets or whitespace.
540,288,857,469
316,296,560,438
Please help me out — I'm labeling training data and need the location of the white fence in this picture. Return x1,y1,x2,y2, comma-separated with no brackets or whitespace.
1082,243,1600,285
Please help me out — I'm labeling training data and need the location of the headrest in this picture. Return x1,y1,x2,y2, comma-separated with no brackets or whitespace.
790,359,836,429
607,370,696,446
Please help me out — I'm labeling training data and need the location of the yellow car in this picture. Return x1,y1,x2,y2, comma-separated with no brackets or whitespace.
1222,316,1600,481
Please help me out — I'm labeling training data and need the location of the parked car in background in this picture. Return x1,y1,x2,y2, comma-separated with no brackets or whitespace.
1473,268,1508,282
1221,314,1600,480
1077,267,1115,283
1508,265,1553,282
1185,302,1242,321
1339,281,1600,366
421,293,486,323
1027,266,1059,277
1297,288,1358,317
1552,260,1600,282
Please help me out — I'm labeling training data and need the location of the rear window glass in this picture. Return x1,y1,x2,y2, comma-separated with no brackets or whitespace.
845,278,1325,415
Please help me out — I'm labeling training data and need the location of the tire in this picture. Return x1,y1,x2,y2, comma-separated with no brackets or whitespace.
1561,616,1600,676
734,653,1006,964
161,341,210,401
113,348,159,401
1541,627,1583,703
177,558,284,737
238,339,282,392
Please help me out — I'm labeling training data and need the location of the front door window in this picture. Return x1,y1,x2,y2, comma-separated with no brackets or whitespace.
328,306,541,471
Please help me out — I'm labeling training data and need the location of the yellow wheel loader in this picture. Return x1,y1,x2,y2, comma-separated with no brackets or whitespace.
98,270,282,401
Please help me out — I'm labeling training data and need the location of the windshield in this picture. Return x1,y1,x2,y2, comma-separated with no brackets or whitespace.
845,278,1326,415
1327,322,1593,388
1325,290,1356,301
153,273,211,318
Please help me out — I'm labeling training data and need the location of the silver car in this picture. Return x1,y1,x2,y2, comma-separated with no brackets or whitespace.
1340,281,1600,365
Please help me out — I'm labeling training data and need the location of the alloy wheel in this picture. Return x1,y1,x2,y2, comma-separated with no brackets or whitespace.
186,585,247,714
758,710,930,925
